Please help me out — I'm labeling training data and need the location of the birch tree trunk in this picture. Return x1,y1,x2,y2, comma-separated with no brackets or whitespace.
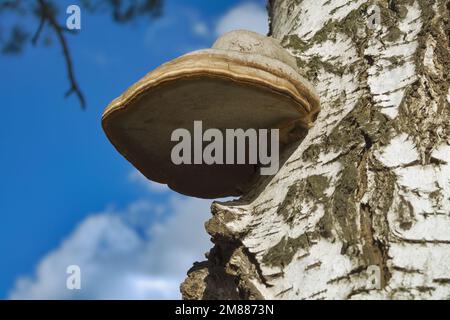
181,0,450,300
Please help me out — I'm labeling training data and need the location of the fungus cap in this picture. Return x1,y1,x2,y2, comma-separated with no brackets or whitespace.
102,30,320,199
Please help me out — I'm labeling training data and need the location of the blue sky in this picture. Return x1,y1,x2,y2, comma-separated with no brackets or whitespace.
0,0,268,299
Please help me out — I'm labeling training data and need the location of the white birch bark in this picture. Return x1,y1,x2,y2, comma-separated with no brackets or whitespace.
181,0,450,299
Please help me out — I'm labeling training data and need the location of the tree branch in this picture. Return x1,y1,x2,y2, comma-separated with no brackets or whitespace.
35,0,85,109
31,13,46,45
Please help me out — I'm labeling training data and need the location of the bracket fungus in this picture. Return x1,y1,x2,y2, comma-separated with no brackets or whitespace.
102,30,320,199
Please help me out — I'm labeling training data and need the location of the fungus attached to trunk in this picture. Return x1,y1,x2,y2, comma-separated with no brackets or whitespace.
102,30,320,199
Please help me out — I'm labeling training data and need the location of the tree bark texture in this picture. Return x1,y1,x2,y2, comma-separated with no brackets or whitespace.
181,0,450,299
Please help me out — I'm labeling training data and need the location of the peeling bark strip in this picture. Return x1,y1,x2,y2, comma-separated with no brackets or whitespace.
182,0,450,299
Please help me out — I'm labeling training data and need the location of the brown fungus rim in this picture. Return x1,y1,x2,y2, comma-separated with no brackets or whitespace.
101,50,321,192
102,50,320,123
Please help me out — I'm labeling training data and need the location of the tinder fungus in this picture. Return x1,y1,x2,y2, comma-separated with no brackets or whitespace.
102,30,320,199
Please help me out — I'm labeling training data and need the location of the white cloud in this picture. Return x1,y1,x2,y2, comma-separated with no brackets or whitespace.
142,2,268,55
193,21,209,37
9,192,212,299
215,2,268,36
143,5,211,55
